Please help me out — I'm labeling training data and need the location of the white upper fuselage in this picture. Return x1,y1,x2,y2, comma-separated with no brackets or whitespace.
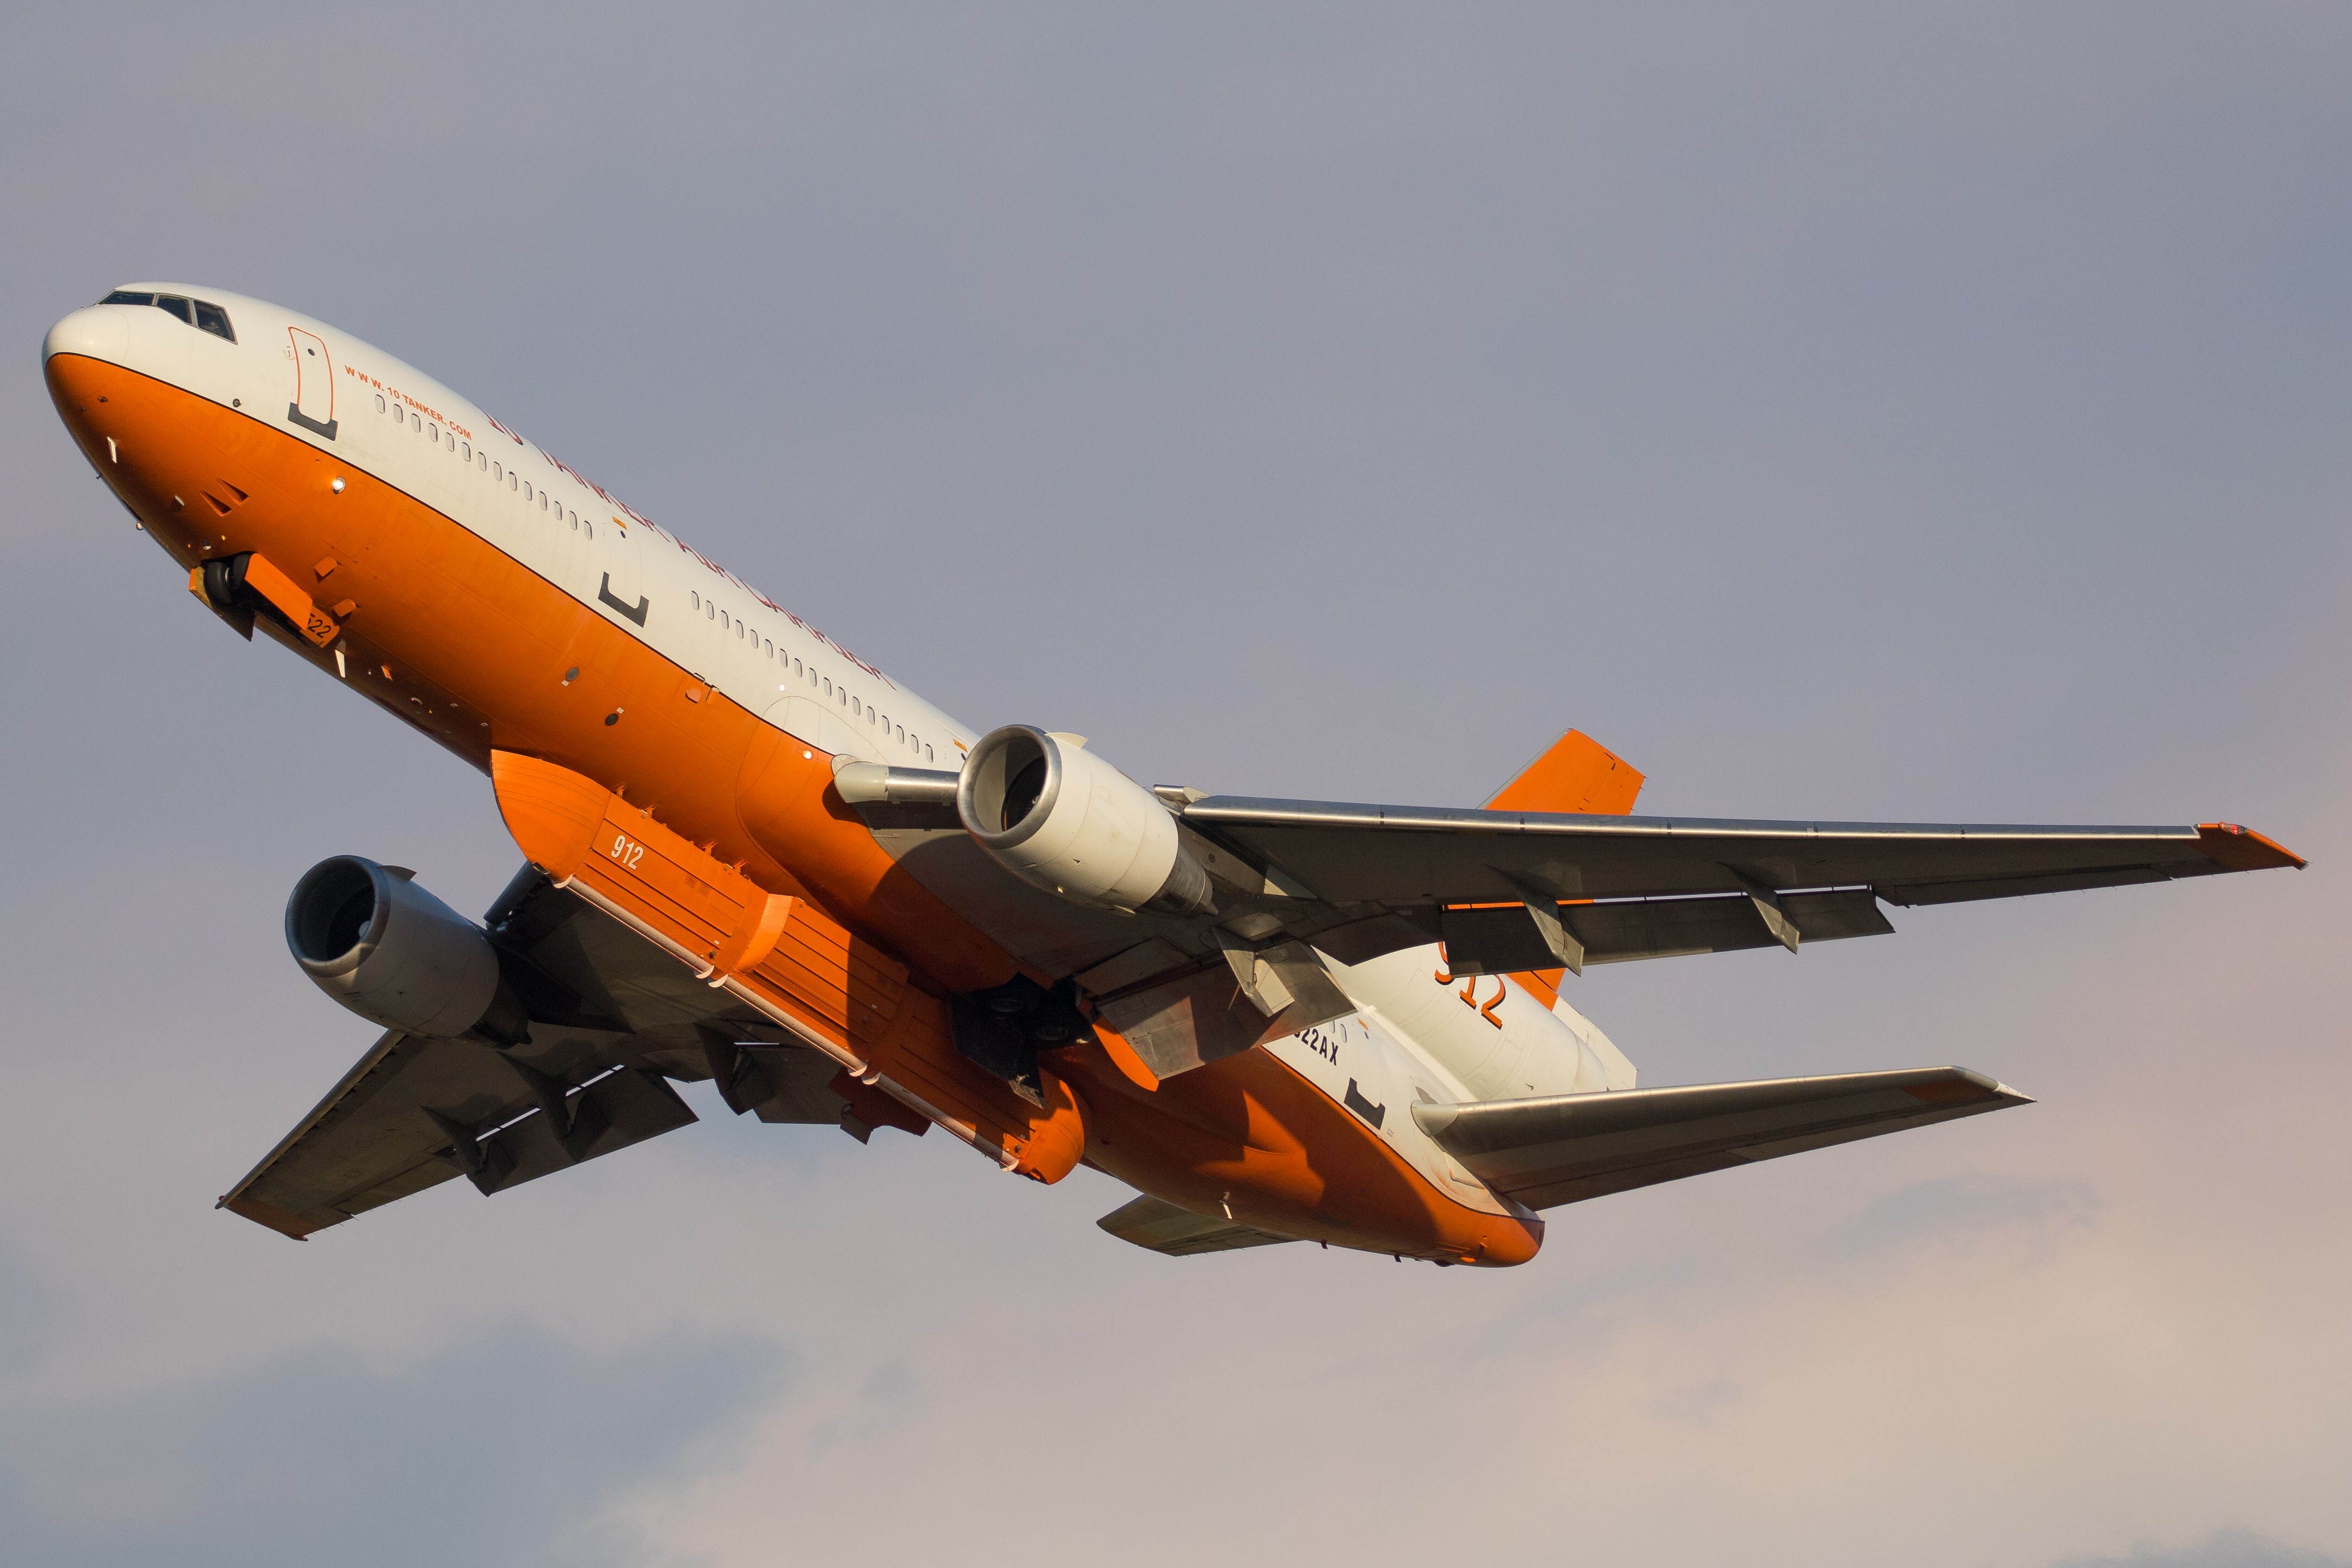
45,282,1636,1221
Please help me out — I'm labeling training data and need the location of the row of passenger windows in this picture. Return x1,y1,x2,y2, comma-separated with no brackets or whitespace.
372,394,593,536
687,589,935,762
359,384,913,757
100,290,236,343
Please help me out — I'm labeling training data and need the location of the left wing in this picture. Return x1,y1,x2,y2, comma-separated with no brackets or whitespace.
1182,798,2298,909
1179,798,2303,974
838,761,2302,1078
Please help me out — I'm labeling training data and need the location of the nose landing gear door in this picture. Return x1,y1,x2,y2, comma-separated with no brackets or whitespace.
286,328,338,440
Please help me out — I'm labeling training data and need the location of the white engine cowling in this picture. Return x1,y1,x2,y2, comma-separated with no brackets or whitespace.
284,856,503,1037
956,726,1213,915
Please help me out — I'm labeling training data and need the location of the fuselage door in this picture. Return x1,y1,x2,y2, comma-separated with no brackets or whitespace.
764,692,875,763
286,327,337,439
590,513,649,630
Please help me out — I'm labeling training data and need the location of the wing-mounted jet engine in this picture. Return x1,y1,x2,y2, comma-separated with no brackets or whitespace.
285,855,530,1044
955,725,1215,917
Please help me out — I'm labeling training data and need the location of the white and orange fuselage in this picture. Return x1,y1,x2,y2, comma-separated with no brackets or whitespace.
44,284,1633,1266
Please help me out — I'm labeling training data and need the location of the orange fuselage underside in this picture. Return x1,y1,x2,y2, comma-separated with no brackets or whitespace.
48,352,1542,1266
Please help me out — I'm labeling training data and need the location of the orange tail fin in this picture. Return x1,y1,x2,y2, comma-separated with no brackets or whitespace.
1482,730,1645,1006
1484,729,1644,815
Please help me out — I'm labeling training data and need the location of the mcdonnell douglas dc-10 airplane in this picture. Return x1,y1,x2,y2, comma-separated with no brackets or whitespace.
41,284,2304,1267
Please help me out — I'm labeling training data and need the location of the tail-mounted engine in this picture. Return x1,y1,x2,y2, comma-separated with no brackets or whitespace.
956,726,1213,916
285,856,527,1042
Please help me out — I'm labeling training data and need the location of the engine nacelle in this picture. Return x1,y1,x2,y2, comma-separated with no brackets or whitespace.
285,856,513,1038
956,726,1213,915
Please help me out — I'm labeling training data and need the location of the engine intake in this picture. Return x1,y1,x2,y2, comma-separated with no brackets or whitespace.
957,727,1213,915
285,856,521,1040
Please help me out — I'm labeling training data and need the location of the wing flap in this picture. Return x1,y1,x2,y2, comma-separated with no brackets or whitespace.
1414,1066,2030,1210
218,1026,704,1239
1440,888,1896,971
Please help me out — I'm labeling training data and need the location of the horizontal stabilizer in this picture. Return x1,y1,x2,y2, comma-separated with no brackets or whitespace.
1097,1193,1296,1256
1413,1066,2029,1211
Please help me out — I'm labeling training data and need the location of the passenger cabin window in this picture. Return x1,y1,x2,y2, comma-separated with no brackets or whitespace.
462,442,471,460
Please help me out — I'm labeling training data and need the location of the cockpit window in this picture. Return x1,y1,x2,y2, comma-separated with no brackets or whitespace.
96,290,235,341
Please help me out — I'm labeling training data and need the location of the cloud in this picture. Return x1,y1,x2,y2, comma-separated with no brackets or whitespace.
0,1323,785,1568
1821,1172,2101,1264
2056,1529,2352,1568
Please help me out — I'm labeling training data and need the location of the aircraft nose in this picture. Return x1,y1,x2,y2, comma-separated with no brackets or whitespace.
44,304,126,366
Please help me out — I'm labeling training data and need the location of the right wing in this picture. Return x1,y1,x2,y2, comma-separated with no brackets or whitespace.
219,865,849,1239
1413,1067,2029,1210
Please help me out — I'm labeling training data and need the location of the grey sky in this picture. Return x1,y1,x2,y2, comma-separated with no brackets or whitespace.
3,5,2346,1564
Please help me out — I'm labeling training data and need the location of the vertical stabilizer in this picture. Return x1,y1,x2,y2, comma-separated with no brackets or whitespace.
1481,730,1645,1005
1483,730,1644,815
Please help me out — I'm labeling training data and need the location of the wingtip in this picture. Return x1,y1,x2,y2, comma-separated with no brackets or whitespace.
2196,822,2306,872
219,1195,317,1240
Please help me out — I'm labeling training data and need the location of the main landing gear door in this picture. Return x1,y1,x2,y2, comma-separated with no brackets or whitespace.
286,327,338,439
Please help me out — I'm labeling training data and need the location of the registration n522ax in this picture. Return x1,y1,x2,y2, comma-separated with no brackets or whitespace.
42,284,2304,1266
